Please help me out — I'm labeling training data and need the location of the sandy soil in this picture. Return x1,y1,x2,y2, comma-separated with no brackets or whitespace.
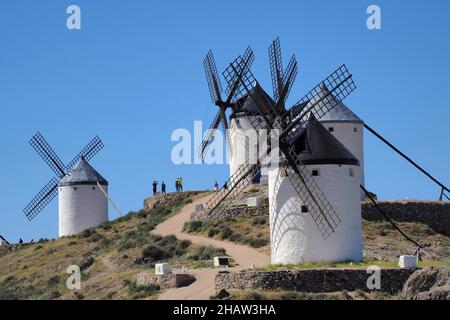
153,193,270,300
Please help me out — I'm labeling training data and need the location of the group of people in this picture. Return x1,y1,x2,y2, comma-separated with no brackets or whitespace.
151,177,183,195
214,180,227,190
175,177,183,192
152,181,166,195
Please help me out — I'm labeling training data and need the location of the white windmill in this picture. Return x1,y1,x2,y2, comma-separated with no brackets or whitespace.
23,133,109,237
268,114,363,263
198,40,362,264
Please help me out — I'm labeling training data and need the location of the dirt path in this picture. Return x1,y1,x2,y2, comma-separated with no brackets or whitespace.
154,193,270,300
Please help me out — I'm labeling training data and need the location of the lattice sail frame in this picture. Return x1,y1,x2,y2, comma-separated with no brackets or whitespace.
23,134,104,221
210,57,356,238
269,37,284,101
197,48,255,162
204,50,223,105
30,132,66,178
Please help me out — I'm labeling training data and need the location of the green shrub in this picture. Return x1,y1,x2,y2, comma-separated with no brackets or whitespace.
142,245,170,262
207,228,219,238
247,238,268,248
123,279,159,300
187,245,226,261
219,226,233,239
228,234,242,242
252,216,267,226
183,220,203,233
245,292,265,300
47,276,61,287
79,256,95,271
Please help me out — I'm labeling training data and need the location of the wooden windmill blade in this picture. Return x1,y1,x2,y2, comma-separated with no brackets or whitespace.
229,63,356,239
282,65,356,145
65,136,104,171
277,54,298,111
205,161,261,219
222,47,255,103
204,50,223,105
23,133,105,222
198,47,254,162
23,177,59,221
29,132,67,178
268,38,299,113
269,37,284,101
198,50,229,162
197,110,224,161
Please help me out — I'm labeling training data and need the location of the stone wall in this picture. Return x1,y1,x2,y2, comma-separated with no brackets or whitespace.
0,244,30,259
361,201,450,234
137,272,195,289
194,199,450,234
215,268,416,294
143,191,204,211
191,198,269,221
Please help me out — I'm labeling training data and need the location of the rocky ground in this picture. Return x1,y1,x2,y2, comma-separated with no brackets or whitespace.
1,188,448,300
185,184,450,263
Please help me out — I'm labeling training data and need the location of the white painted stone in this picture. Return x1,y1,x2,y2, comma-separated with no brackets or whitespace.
247,196,262,207
320,122,365,200
0,240,6,246
58,184,108,237
214,256,230,267
398,255,417,269
268,163,363,264
155,263,172,275
259,175,269,186
228,116,263,180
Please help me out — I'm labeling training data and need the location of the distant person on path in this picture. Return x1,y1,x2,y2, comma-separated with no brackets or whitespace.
152,181,158,195
223,181,228,190
175,178,180,192
19,238,23,244
179,177,183,192
214,180,219,191
161,181,166,194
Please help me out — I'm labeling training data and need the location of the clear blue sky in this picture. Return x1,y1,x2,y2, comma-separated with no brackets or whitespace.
1,1,449,242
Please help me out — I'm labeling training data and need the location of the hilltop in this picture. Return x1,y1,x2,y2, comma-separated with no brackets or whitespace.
0,188,449,300
0,192,223,300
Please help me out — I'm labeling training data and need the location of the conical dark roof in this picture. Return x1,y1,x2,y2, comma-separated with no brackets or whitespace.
292,114,360,166
59,157,108,186
232,83,275,117
289,83,363,123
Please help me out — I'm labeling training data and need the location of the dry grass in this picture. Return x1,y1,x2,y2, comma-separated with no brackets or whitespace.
0,192,220,300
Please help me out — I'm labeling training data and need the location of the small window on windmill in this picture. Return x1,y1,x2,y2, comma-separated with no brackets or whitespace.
312,169,320,176
349,168,354,177
92,186,96,190
301,205,308,213
354,127,358,133
328,127,334,132
74,187,77,190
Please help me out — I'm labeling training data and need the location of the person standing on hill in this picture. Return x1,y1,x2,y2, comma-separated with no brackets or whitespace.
214,180,219,191
175,178,180,192
152,181,158,195
161,181,166,194
179,177,183,192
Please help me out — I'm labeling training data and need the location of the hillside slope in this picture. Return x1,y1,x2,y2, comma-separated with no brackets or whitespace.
0,192,221,300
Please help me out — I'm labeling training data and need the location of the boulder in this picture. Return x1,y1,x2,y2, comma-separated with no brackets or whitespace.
401,266,450,300
216,288,230,299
